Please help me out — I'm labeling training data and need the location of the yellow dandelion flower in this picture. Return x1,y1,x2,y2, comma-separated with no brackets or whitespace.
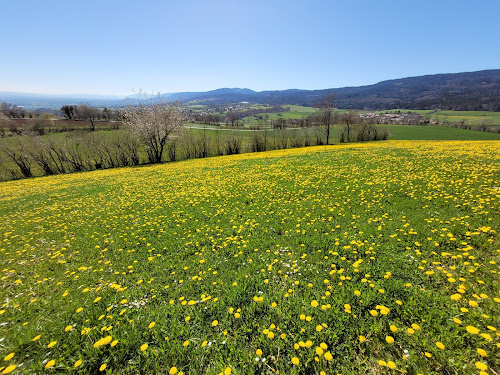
386,336,394,344
74,359,82,368
47,341,57,348
477,348,487,357
212,320,218,327
45,360,55,369
311,300,319,307
324,352,333,361
140,343,148,351
148,322,156,329
99,363,107,372
359,335,366,343
169,367,178,375
475,362,487,371
32,335,41,341
436,342,445,350
466,326,479,334
390,325,398,333
256,349,262,357
224,367,231,375
64,325,73,332
291,357,300,365
3,353,14,361
183,340,189,347
315,347,324,356
2,365,16,374
378,360,386,366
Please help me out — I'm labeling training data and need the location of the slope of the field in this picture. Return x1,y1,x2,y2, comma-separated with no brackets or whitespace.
0,141,499,374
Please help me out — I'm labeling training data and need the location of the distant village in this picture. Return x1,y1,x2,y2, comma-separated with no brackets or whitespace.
359,112,438,125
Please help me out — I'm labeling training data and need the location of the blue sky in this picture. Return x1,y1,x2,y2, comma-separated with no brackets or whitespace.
1,0,499,96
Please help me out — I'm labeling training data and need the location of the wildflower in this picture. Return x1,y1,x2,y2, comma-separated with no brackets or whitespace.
475,362,488,371
387,361,396,369
45,360,55,369
256,349,262,357
3,353,14,361
359,335,366,343
99,363,107,372
436,342,445,350
386,336,394,344
148,322,156,329
212,320,218,327
324,352,333,361
169,367,178,375
311,300,319,307
2,365,16,374
291,357,300,365
47,341,57,348
466,326,479,334
140,343,148,351
477,348,487,357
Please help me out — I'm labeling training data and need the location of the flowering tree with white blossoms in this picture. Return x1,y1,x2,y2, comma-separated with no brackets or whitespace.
122,92,186,163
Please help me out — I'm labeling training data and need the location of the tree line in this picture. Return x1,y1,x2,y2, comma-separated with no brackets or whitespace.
0,94,388,181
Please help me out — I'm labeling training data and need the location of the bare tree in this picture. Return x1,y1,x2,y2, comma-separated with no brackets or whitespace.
121,92,186,164
316,93,335,145
0,138,33,177
77,103,99,131
338,110,358,143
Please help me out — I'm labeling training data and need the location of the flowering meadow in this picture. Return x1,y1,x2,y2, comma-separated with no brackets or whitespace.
0,140,498,374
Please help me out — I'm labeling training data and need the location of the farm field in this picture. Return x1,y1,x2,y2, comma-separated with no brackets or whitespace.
384,125,500,140
0,140,499,374
378,110,500,127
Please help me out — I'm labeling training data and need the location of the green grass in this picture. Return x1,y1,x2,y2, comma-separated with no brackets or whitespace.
377,110,500,126
0,141,498,374
384,125,500,140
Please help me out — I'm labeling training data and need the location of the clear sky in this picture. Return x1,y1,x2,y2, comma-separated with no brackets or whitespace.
1,0,499,96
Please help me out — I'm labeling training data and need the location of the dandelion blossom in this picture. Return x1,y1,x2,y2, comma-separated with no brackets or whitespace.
2,365,16,374
466,326,479,335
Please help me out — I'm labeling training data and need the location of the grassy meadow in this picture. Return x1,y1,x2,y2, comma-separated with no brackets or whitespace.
0,140,499,374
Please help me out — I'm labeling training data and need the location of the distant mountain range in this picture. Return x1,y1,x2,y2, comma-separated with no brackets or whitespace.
1,69,499,111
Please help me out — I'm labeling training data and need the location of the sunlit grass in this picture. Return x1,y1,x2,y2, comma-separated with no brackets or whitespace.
0,140,499,374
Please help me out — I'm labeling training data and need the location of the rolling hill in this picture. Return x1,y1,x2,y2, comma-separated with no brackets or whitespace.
1,69,499,111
